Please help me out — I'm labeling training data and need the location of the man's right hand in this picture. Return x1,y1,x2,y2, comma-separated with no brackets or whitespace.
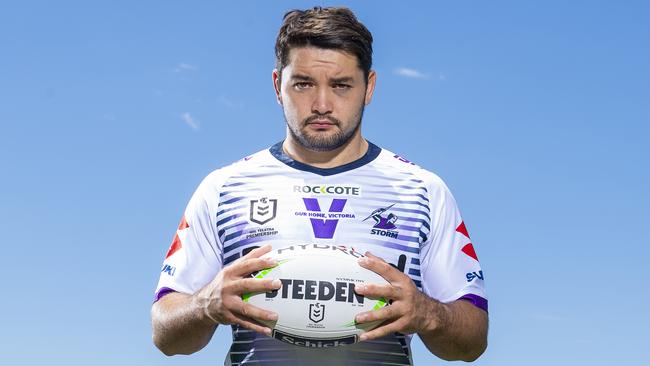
193,245,281,336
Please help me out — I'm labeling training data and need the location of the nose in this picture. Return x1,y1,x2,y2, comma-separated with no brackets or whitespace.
311,87,333,115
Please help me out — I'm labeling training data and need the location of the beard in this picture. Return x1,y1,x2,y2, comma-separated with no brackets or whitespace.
285,106,364,152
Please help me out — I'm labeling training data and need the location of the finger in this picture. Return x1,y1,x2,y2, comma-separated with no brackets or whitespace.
355,302,399,324
364,251,385,262
359,319,406,341
242,244,273,259
235,301,279,323
230,256,278,277
230,313,274,336
358,253,404,283
354,282,398,300
234,278,282,294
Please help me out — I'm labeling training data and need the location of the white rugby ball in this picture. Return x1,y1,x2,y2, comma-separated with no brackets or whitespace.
243,244,389,348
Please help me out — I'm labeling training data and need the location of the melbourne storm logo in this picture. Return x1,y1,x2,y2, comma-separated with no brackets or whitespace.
364,204,399,239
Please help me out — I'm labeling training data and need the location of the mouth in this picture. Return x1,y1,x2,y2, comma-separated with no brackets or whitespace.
308,119,334,126
307,123,335,131
309,118,333,124
304,116,338,130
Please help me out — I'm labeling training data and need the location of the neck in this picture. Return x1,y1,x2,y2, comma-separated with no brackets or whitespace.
282,131,368,169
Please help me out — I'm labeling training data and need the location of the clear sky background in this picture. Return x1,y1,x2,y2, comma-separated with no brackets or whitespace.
1,1,648,365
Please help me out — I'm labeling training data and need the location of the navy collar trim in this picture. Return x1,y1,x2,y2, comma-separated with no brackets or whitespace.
269,140,382,176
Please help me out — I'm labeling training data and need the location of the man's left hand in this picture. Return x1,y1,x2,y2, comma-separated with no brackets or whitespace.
354,252,447,341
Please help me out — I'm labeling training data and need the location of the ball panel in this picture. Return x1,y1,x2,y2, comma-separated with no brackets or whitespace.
243,244,389,347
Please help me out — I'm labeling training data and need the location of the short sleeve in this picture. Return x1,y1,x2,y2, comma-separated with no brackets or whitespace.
419,181,488,312
154,178,222,301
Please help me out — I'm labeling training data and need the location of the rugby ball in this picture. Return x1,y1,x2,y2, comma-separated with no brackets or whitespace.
243,244,389,348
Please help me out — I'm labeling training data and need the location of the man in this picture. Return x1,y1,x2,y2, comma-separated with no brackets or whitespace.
152,7,488,365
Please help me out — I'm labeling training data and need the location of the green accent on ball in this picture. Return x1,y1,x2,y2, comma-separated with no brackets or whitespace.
343,320,357,327
341,297,389,327
241,259,290,302
373,297,388,310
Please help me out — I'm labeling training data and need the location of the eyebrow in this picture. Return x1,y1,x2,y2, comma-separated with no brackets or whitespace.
330,76,354,84
290,74,315,82
290,74,355,84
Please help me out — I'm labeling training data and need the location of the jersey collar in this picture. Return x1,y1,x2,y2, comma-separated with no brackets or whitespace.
269,140,382,176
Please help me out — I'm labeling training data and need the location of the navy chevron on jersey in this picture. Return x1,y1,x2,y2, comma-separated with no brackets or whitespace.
155,141,487,366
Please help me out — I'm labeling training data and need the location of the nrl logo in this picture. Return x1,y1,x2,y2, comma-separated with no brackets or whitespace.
309,303,325,323
249,197,277,225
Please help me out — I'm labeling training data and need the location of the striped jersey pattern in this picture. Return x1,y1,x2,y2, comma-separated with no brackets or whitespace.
155,141,487,365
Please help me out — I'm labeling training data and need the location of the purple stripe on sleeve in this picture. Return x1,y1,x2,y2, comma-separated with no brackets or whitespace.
153,287,177,303
458,294,488,312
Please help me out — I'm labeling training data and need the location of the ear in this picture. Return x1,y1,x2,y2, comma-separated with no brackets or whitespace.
272,69,282,105
364,70,377,106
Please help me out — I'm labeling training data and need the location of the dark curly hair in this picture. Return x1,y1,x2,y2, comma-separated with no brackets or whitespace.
275,7,373,80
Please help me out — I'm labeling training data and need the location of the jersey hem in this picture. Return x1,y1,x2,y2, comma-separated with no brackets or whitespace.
153,287,178,303
458,293,488,313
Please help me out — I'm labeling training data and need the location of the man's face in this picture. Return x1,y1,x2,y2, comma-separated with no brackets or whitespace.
273,47,376,152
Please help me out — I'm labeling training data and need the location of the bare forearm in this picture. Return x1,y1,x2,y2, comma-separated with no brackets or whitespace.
419,299,488,362
151,292,217,356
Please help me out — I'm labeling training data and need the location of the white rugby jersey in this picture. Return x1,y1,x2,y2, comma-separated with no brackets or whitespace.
155,141,487,366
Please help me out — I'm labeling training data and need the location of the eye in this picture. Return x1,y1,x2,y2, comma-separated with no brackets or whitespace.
294,82,312,90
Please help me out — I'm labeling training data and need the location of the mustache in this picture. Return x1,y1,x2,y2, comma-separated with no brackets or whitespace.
302,114,341,125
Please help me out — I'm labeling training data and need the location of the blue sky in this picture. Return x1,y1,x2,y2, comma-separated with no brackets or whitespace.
1,0,649,365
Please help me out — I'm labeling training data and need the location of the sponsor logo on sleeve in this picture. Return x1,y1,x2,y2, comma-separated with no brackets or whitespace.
466,270,484,282
165,216,189,259
457,221,479,262
161,264,176,276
